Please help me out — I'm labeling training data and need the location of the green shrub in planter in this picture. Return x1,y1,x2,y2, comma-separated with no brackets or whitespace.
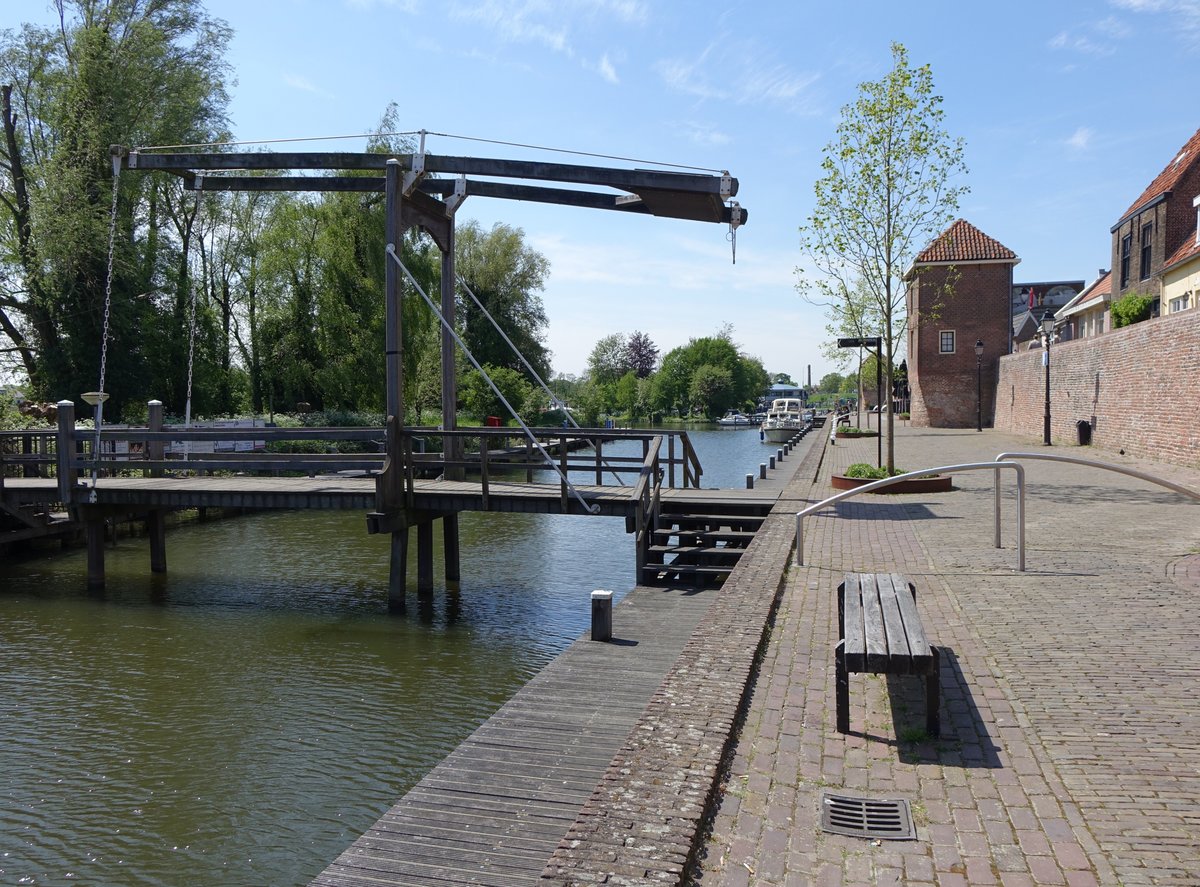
844,462,906,479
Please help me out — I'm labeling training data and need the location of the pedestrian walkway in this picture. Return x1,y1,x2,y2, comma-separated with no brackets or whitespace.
691,424,1200,887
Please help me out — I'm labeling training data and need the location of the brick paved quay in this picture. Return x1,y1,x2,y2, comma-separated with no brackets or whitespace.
689,424,1200,887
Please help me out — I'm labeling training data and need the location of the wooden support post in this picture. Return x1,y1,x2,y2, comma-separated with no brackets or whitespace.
759,463,767,479
147,400,163,479
147,510,167,573
86,516,105,590
442,513,461,582
388,528,408,612
769,455,776,470
417,520,434,597
745,474,753,489
591,590,613,641
384,161,406,432
56,400,77,503
441,226,463,481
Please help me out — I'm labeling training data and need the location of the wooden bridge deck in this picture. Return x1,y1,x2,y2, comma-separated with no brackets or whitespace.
310,580,717,887
1,476,778,516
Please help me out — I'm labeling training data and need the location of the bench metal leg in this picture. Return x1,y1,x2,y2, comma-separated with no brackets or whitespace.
835,640,850,734
926,646,941,738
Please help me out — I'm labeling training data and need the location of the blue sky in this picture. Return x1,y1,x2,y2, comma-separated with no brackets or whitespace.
32,0,1200,382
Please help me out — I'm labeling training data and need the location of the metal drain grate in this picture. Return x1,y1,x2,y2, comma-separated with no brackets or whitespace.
820,793,915,840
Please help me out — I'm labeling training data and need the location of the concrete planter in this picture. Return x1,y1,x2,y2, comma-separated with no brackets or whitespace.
830,473,953,494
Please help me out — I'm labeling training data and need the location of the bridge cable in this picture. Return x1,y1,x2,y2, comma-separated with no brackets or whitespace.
386,245,601,516
456,274,628,484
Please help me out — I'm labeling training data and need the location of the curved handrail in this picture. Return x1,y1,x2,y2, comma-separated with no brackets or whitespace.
796,461,1026,572
993,452,1200,549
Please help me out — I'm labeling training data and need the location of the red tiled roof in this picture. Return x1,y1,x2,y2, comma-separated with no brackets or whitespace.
913,219,1018,264
1120,126,1200,220
1163,229,1200,272
1076,270,1112,307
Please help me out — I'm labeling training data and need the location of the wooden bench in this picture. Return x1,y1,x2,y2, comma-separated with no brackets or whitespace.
836,572,940,737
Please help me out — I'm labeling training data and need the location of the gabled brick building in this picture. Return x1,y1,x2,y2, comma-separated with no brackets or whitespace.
905,219,1019,427
1111,126,1200,308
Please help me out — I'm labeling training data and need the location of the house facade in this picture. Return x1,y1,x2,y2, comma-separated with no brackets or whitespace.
1110,126,1200,309
1058,270,1112,339
1161,194,1200,316
905,219,1019,428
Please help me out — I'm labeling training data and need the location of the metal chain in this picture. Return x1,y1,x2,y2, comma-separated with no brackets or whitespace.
91,157,121,489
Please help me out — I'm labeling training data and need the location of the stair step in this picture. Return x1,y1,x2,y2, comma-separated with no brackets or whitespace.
651,528,757,543
657,512,766,528
648,544,743,558
641,564,733,581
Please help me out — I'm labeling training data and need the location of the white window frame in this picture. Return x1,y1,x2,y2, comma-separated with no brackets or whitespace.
938,330,956,354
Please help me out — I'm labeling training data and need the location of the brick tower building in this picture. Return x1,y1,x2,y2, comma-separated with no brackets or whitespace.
906,220,1019,428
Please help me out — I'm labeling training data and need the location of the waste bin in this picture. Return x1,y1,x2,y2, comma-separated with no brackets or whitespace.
485,416,501,427
1076,419,1092,446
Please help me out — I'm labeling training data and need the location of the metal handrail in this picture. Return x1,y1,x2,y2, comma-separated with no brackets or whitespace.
796,461,1027,571
993,452,1200,549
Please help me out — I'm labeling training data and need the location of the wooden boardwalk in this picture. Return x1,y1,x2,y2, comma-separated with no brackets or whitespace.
1,475,777,517
310,581,718,887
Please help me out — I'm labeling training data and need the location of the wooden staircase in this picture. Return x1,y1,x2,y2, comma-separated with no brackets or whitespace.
640,501,772,586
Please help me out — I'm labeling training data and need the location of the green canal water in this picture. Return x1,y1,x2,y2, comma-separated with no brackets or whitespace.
0,428,778,887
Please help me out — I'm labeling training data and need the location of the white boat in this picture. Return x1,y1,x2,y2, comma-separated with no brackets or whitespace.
760,397,808,443
716,411,754,426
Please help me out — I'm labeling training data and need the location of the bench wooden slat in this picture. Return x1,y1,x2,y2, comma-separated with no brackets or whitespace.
889,572,932,672
861,573,890,672
877,573,912,674
841,574,866,672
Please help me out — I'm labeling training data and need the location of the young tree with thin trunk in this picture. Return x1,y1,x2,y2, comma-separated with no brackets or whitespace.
798,42,968,471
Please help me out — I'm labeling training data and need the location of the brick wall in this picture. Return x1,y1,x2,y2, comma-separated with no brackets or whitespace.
910,262,1013,427
993,308,1200,466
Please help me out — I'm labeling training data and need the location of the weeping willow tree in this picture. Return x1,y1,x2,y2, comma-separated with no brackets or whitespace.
0,0,232,416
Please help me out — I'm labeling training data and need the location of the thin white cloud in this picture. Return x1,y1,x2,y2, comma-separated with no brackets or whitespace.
1047,29,1117,55
676,121,731,147
656,41,820,114
282,74,335,99
596,53,619,84
1066,126,1095,150
1109,0,1200,42
344,0,418,10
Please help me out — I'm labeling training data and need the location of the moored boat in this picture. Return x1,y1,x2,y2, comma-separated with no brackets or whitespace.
760,397,808,443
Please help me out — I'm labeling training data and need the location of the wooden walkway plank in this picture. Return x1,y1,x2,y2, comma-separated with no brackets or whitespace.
310,582,716,886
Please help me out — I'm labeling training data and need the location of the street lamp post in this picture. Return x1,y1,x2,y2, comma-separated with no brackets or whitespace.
837,335,883,468
1041,316,1054,446
974,339,984,432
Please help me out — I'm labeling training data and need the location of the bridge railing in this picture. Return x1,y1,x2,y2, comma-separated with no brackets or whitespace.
0,429,59,487
48,402,703,498
632,436,664,577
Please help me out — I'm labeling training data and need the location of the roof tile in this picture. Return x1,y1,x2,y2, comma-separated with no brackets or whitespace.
914,219,1018,264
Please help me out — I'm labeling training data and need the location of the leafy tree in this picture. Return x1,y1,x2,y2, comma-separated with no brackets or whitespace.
0,0,232,416
689,364,734,419
1110,290,1155,328
460,364,532,423
455,220,551,383
772,372,795,385
624,330,659,378
587,332,629,385
797,42,968,471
